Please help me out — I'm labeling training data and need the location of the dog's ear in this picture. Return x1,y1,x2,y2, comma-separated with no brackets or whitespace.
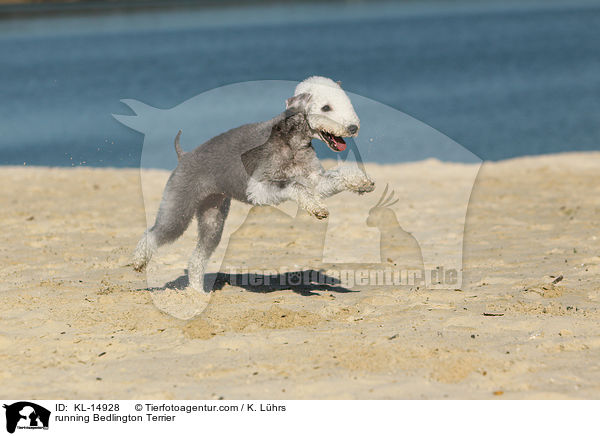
285,93,311,111
336,80,342,87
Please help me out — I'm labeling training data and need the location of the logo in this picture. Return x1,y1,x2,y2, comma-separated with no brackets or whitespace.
113,80,481,319
3,402,50,434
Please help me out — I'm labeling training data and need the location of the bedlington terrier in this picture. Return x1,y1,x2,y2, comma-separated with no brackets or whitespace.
133,76,375,291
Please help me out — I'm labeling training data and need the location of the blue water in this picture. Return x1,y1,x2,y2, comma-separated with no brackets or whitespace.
1,0,599,167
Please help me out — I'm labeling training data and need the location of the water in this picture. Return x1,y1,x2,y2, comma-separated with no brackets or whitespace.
1,0,599,167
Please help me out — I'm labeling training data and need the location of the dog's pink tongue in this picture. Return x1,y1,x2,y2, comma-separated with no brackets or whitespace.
334,137,347,151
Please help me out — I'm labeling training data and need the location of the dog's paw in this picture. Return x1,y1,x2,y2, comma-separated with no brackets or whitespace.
310,206,329,220
132,259,147,272
338,166,375,194
347,176,375,195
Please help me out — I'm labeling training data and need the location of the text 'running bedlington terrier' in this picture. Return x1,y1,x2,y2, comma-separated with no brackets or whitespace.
133,76,375,291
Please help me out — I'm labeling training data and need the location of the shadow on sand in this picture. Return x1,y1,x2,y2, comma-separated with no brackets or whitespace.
146,269,357,296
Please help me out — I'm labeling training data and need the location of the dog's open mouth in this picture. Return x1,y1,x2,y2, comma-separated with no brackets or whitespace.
319,130,347,152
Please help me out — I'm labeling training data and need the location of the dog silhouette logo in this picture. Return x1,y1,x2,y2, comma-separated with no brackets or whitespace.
3,402,50,433
114,79,482,318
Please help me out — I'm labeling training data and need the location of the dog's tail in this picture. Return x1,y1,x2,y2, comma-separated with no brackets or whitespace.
174,130,185,161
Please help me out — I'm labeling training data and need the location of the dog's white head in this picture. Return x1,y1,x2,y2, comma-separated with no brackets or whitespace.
286,76,360,152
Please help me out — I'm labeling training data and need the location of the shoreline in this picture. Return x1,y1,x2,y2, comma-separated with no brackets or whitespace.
5,149,600,169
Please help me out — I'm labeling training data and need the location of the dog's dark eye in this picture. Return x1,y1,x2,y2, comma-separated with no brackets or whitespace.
321,105,331,112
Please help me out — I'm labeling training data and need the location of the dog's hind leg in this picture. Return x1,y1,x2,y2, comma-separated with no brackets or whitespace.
188,195,231,292
132,185,197,272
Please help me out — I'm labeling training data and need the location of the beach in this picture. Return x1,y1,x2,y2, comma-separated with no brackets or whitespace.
2,152,600,399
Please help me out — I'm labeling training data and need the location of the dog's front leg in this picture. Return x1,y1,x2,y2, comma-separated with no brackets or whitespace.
314,165,375,198
288,182,329,219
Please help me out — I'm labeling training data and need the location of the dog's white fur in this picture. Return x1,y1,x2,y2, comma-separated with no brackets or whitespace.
292,76,360,139
133,76,373,292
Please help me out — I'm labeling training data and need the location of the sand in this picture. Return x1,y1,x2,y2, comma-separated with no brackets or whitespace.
1,152,600,399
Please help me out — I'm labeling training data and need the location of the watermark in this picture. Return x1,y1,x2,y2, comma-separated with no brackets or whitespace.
113,79,481,319
223,266,458,288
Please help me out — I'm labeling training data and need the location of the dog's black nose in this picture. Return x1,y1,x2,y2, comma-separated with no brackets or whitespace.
347,124,358,134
